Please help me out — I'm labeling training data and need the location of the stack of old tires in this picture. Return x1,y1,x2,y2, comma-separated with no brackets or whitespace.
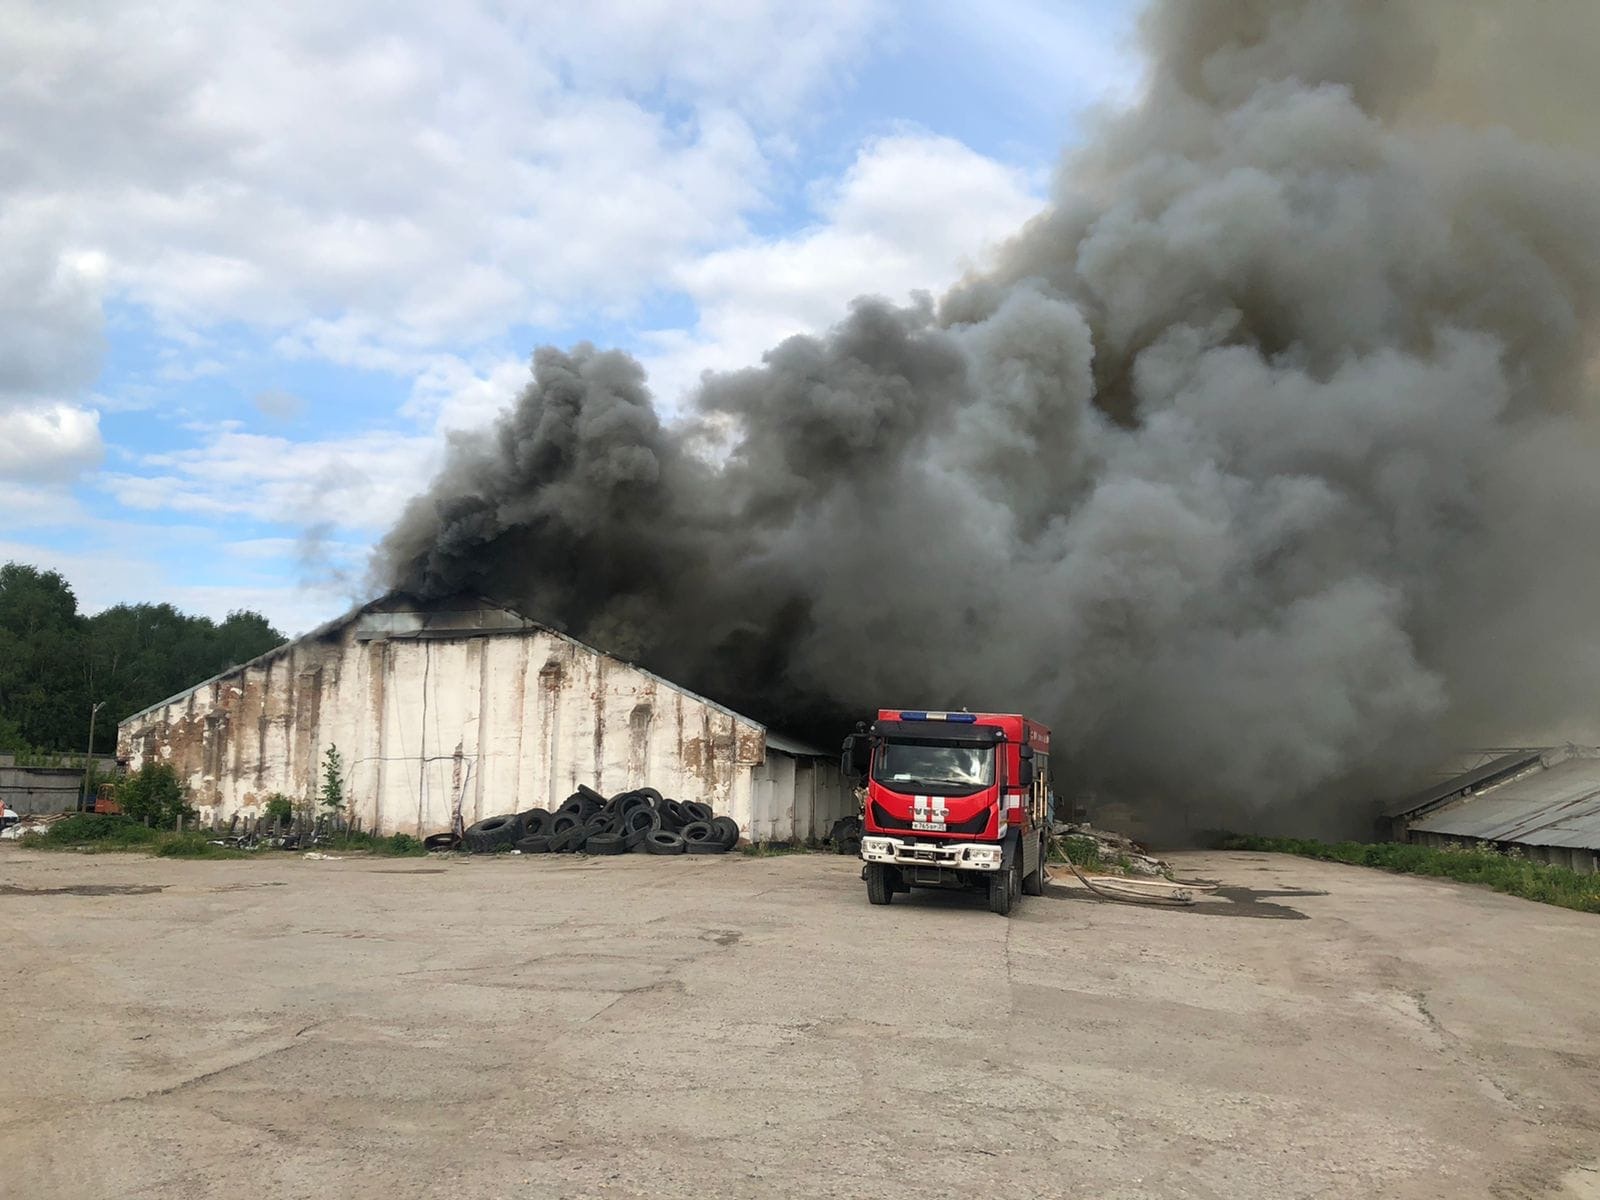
457,784,741,857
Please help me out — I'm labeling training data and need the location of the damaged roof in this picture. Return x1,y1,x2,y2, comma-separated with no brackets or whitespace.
119,591,836,759
1409,750,1600,850
1382,748,1548,820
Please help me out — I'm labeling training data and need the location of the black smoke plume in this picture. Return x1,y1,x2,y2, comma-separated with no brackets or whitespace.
382,0,1600,834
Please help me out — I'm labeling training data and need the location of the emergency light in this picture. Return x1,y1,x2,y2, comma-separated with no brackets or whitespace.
896,711,978,723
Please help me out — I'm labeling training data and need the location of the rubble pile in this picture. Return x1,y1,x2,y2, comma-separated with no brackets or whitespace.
1052,822,1171,878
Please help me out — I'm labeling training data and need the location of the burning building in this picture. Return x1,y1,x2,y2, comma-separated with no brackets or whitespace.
116,593,849,840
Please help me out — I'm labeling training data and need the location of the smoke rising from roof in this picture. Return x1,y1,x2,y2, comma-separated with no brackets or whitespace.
382,0,1600,832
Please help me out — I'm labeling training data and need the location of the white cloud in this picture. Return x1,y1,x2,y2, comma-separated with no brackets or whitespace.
102,427,436,532
0,1,885,367
0,403,105,482
642,131,1045,405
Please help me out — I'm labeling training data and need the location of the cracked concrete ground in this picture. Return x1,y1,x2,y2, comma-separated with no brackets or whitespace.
4,846,1599,1200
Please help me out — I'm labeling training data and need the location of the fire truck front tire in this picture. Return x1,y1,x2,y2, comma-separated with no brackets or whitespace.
988,860,1018,916
866,863,895,905
1022,834,1046,896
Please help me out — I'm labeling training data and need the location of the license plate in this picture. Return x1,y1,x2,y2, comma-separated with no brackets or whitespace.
911,821,946,831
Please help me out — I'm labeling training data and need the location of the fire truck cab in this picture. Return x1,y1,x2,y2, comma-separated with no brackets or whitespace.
842,710,1051,916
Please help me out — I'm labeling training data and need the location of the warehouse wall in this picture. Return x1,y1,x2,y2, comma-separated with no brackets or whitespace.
117,598,848,840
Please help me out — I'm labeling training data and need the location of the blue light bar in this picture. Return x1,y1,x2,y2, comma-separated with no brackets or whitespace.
896,711,978,723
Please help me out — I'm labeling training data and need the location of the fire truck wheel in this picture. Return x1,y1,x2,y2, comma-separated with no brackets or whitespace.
987,862,1016,916
1022,835,1046,896
866,864,895,905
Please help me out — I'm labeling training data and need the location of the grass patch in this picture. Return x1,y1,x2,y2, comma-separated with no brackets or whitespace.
1050,834,1105,869
21,814,163,852
1223,836,1600,914
20,816,246,859
151,833,248,859
741,841,811,857
306,831,427,857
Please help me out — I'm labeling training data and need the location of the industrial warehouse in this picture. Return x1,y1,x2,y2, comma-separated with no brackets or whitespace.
1384,745,1600,873
115,593,849,843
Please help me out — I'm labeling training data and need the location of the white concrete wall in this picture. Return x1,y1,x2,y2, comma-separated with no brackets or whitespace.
117,599,848,840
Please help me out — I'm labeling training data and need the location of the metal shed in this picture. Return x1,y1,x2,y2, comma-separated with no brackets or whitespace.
1406,747,1600,874
116,593,849,841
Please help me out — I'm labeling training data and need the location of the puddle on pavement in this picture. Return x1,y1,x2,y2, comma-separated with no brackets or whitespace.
1045,881,1328,920
0,883,166,897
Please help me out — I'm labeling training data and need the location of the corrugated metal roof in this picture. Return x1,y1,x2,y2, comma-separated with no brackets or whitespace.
764,731,831,759
1382,748,1547,819
1410,752,1600,849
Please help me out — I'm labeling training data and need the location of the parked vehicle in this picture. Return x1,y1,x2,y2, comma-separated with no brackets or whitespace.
842,710,1052,916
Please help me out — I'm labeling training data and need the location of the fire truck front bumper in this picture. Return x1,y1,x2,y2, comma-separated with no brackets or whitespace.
860,836,1003,872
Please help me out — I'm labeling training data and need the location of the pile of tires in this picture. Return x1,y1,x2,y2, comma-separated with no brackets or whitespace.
455,784,742,858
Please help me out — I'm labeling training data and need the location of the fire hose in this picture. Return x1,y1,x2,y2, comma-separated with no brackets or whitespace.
1047,835,1219,906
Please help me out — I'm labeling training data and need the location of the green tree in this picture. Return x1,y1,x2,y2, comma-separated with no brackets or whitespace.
118,762,193,827
0,561,286,755
320,744,345,818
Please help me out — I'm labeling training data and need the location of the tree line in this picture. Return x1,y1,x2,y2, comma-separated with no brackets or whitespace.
0,562,286,756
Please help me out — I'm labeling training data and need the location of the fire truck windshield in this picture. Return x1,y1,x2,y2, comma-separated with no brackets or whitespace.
873,740,995,791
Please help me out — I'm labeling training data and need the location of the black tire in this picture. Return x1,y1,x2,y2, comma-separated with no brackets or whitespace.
988,861,1017,916
645,830,686,855
516,835,552,854
623,806,660,835
550,812,582,836
463,813,524,853
422,832,458,851
683,801,714,823
661,800,692,831
585,812,616,836
615,791,651,818
867,863,894,905
518,808,552,837
562,828,589,854
680,820,716,845
1022,834,1045,896
710,815,740,849
635,787,664,808
831,816,863,854
624,827,650,852
686,839,726,855
586,832,626,856
577,784,608,807
558,792,587,815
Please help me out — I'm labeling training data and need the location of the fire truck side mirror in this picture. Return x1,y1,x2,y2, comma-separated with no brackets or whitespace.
1017,743,1035,789
841,734,871,780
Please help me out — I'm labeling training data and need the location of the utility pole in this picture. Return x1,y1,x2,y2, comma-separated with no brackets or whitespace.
81,701,105,812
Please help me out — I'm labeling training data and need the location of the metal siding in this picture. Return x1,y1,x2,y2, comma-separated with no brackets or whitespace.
1409,753,1600,851
116,598,848,838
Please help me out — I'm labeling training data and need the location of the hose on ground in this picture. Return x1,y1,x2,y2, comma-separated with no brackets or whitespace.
1047,833,1218,906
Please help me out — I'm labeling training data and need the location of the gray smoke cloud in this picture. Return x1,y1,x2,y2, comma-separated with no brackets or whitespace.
381,0,1600,835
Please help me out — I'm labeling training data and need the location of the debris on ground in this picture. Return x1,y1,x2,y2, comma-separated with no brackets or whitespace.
1052,821,1172,878
1,812,67,841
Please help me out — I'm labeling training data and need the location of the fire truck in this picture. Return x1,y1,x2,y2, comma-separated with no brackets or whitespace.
841,710,1051,916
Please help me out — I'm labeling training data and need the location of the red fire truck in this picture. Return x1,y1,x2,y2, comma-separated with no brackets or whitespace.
842,710,1051,916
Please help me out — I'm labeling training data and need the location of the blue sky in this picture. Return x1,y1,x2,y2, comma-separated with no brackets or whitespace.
2,0,1140,634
